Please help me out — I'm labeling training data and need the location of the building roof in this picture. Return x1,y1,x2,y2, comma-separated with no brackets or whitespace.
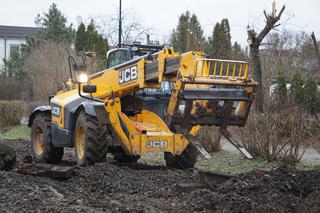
0,25,40,38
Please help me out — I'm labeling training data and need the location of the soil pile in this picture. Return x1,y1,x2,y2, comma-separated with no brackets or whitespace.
0,144,16,170
194,165,320,212
0,139,319,212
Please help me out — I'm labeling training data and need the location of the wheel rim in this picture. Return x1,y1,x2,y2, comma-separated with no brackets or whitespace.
34,127,44,155
76,126,85,160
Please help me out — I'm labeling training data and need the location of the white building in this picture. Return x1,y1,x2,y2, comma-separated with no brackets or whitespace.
0,25,39,74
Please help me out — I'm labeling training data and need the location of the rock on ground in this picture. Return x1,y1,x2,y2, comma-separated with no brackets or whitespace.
0,144,16,171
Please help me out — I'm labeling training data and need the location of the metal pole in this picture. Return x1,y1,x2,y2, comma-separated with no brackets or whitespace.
118,0,122,47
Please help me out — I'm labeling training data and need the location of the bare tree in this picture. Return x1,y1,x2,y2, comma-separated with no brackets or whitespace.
94,11,153,46
24,41,73,101
247,4,286,113
264,30,316,77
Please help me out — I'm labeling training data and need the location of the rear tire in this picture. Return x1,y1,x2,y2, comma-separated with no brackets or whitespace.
31,113,63,164
164,143,199,169
74,111,111,166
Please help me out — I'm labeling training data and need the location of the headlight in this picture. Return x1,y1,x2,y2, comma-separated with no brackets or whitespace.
77,73,89,83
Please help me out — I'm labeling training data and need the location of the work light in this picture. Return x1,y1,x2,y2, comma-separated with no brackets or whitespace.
77,73,89,83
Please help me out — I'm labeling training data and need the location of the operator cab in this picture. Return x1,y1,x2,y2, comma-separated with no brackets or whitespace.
106,42,164,69
106,42,172,119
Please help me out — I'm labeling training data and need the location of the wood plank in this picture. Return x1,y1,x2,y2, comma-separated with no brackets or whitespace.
16,163,76,179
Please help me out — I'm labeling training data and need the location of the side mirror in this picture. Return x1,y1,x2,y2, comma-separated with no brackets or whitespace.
83,84,97,93
84,52,96,59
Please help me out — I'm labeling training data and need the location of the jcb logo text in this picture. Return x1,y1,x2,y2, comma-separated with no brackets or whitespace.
119,66,138,84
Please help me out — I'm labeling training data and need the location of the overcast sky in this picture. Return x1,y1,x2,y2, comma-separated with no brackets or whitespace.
0,0,319,46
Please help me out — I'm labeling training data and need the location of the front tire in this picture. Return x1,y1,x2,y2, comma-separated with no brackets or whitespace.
74,111,111,166
164,143,199,169
31,113,63,164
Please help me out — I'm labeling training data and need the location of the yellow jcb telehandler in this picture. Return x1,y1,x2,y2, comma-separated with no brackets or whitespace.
28,43,257,168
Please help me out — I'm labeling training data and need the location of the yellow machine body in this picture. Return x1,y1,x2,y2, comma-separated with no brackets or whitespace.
29,46,257,167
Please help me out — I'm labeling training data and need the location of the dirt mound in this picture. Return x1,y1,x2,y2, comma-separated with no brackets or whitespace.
0,139,319,212
192,166,320,212
0,144,16,170
0,139,30,162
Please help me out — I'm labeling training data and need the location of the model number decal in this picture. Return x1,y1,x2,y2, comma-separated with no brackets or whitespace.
119,65,138,84
51,106,61,117
146,140,168,148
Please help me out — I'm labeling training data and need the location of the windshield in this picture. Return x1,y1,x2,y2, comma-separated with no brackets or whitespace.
107,50,132,68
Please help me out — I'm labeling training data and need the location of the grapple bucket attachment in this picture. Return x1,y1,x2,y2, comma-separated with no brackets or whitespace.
166,58,257,131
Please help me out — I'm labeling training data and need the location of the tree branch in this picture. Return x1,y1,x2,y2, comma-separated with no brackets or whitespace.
256,5,286,45
276,5,286,20
263,10,268,20
273,24,281,28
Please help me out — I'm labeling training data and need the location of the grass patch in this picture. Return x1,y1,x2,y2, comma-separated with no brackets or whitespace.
0,124,30,140
140,151,280,174
296,160,320,170
140,152,166,166
197,151,319,174
140,150,320,175
195,151,280,174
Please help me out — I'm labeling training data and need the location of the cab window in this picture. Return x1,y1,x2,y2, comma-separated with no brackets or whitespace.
107,49,131,68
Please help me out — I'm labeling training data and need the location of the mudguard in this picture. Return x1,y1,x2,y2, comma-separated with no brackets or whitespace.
73,102,109,125
29,101,108,147
60,101,108,147
28,106,51,127
76,102,99,117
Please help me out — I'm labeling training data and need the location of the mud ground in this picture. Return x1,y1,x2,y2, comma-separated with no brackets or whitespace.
0,139,320,213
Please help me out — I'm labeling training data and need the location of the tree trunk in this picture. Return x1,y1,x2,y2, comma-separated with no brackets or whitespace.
250,46,264,113
246,5,285,113
311,32,320,70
